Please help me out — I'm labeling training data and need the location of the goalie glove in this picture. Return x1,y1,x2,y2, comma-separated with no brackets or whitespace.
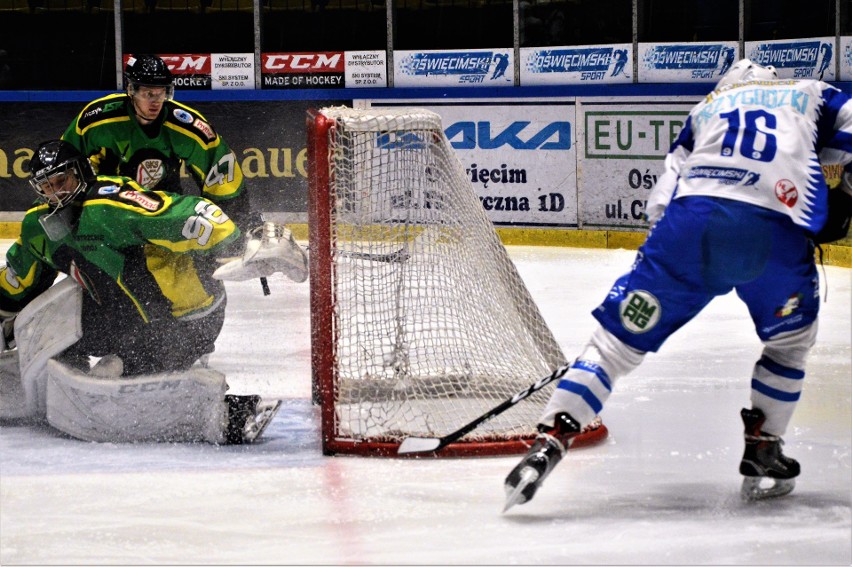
212,222,308,283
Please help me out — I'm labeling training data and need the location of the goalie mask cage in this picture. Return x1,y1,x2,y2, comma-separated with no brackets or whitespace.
307,106,569,457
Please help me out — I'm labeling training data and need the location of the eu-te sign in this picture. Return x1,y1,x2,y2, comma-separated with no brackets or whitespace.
445,121,572,150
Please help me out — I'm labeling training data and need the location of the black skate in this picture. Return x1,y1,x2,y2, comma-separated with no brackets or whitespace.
739,407,800,501
225,395,282,444
503,413,581,512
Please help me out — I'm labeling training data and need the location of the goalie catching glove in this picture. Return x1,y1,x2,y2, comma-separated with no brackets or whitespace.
213,222,308,283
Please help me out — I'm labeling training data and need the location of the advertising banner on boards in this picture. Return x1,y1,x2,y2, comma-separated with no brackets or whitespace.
367,100,577,227
576,99,698,230
262,51,387,88
638,42,738,83
745,37,835,81
393,49,514,87
843,37,852,80
124,53,214,90
520,44,633,85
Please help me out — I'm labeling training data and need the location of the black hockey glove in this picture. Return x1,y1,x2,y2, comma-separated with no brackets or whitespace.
814,187,852,244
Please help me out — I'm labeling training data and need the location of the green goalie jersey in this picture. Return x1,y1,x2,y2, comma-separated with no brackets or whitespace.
61,93,254,228
0,176,239,324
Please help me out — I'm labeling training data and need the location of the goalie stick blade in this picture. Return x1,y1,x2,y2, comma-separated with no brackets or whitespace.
397,436,442,455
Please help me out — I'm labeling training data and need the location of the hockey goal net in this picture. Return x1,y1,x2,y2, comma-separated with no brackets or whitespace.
306,106,606,457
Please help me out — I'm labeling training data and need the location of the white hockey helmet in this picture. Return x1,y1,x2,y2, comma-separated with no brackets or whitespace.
716,58,778,89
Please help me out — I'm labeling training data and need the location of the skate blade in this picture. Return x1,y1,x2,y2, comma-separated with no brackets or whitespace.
503,467,540,513
243,400,283,444
741,476,796,501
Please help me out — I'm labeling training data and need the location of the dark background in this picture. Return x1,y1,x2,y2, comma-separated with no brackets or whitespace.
0,0,846,90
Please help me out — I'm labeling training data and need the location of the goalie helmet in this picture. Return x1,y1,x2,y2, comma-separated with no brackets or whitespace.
28,140,94,208
124,54,174,99
716,58,778,90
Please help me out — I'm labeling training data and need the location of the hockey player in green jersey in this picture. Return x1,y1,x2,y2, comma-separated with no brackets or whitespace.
0,140,305,444
60,53,306,290
61,54,258,235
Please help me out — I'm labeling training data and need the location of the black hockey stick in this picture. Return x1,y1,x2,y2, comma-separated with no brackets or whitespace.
396,362,572,455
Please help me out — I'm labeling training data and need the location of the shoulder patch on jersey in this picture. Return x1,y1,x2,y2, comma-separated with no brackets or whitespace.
97,185,121,195
173,108,194,124
164,103,218,142
76,94,130,130
193,118,216,141
118,189,164,212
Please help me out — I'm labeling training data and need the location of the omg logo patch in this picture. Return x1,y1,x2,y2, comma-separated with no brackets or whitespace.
619,290,661,333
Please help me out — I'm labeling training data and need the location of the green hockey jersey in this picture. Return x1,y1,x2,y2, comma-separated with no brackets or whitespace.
0,176,240,324
61,93,254,229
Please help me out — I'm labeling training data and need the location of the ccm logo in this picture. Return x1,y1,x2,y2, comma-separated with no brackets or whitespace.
123,54,211,74
262,52,344,72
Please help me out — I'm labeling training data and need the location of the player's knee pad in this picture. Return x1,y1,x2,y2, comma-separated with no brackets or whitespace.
45,358,229,443
750,321,817,436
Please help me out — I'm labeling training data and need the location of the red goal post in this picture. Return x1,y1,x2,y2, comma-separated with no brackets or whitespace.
306,106,607,457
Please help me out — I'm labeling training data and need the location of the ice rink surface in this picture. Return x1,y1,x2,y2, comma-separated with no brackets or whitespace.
1,245,849,566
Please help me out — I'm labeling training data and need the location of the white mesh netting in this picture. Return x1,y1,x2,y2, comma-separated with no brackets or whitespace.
316,106,566,447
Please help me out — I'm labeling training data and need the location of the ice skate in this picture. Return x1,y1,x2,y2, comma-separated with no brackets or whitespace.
225,395,282,444
739,407,800,501
503,412,581,512
243,399,283,443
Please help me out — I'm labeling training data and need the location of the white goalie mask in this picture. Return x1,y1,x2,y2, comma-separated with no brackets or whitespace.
716,58,778,90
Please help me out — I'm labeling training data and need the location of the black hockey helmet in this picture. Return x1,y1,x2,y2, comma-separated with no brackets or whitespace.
124,54,174,99
28,140,94,208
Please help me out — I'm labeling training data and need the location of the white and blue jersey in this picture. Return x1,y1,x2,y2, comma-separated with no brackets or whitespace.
648,79,852,233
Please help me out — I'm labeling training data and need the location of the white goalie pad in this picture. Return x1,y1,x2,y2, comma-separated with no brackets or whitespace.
0,348,26,420
15,277,83,418
213,222,308,283
45,358,229,444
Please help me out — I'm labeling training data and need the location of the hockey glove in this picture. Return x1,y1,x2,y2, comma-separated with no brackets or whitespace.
213,222,308,283
814,183,852,244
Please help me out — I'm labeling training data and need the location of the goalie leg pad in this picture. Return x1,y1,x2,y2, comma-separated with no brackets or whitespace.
15,278,83,418
45,358,229,444
0,349,28,420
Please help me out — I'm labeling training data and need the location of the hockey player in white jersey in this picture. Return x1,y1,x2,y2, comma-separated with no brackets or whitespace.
504,59,852,510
